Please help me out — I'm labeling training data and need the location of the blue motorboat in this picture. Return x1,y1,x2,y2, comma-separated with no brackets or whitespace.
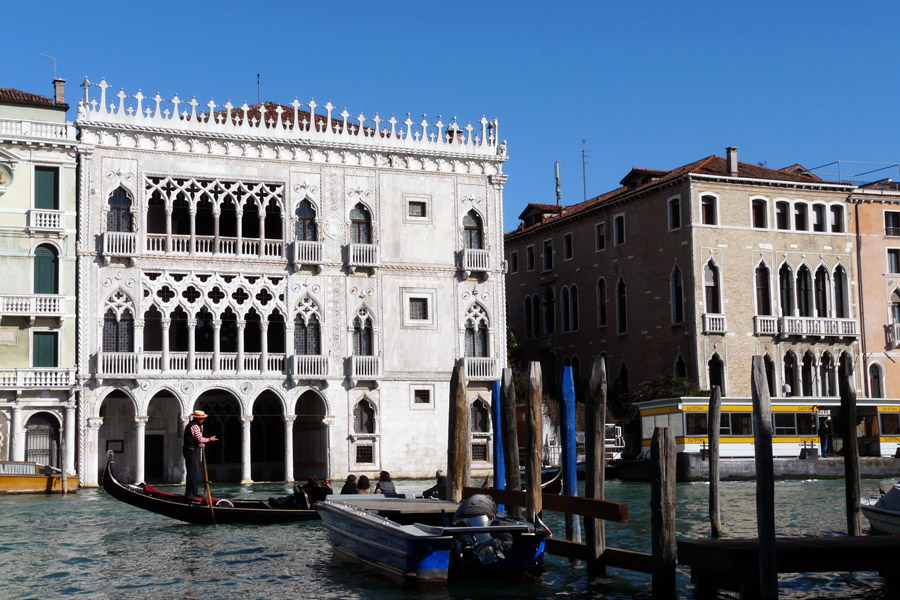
315,494,548,587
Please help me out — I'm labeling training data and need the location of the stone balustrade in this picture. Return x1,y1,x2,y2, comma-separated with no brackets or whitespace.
778,316,859,338
0,294,62,318
347,244,379,271
0,117,76,142
27,209,63,231
702,313,728,334
462,248,490,276
464,357,497,381
0,368,75,388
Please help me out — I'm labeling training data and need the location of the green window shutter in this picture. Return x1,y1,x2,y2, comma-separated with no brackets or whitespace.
33,333,58,367
34,167,59,210
33,246,58,294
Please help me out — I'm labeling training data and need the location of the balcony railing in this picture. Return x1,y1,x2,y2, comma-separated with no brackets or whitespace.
886,226,900,237
293,240,324,270
890,323,900,349
98,352,138,378
139,351,286,373
27,209,63,231
347,244,380,271
143,234,285,259
101,232,137,258
701,313,727,334
753,315,779,336
534,334,557,353
464,357,498,381
778,316,859,338
0,118,75,142
462,248,490,277
293,355,329,381
351,355,382,383
0,368,75,389
0,294,62,319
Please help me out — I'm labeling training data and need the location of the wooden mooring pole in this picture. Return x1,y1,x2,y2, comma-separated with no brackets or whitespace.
751,355,778,600
448,365,469,503
491,379,505,514
650,426,676,599
501,368,522,518
585,355,607,575
525,361,542,524
840,368,862,536
60,438,68,495
708,385,721,538
560,365,582,550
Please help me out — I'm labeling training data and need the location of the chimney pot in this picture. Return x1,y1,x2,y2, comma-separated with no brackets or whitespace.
727,146,738,176
52,79,65,105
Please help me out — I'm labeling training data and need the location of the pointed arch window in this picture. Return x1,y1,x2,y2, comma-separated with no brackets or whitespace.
671,267,684,323
524,296,534,339
463,210,484,250
834,266,849,319
870,364,884,399
107,187,133,233
33,244,58,295
764,354,777,396
570,285,579,331
674,354,687,378
708,354,725,394
295,297,322,355
779,264,795,316
465,304,490,358
296,199,317,242
353,399,375,434
531,295,540,337
103,308,134,352
561,287,570,333
797,266,813,317
352,308,374,356
471,400,490,433
597,278,608,327
703,261,721,313
755,263,772,315
783,352,797,395
814,266,829,318
892,290,900,324
801,351,815,396
616,278,627,334
350,203,372,244
543,288,555,335
820,353,836,397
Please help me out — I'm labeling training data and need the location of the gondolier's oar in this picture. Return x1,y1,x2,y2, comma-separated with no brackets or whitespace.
201,446,216,525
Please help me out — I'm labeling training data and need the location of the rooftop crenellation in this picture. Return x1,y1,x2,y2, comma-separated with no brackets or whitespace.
77,77,505,159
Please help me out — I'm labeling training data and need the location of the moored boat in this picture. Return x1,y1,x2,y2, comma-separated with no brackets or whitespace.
316,493,548,587
102,452,318,525
0,461,78,494
862,483,900,534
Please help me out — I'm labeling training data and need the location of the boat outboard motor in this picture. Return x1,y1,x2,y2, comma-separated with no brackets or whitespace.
452,494,504,565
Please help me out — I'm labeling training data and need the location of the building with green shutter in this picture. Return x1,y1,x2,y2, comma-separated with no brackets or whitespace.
0,81,77,474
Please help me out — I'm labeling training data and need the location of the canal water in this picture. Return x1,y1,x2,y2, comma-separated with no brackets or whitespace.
1,476,898,599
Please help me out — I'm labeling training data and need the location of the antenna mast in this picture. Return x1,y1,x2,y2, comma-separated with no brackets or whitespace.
257,73,261,104
581,139,587,203
555,161,561,206
39,53,57,79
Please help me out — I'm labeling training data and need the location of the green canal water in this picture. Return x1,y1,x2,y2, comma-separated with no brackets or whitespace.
1,476,899,599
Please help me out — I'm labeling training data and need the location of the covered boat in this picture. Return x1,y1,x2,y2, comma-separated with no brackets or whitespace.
862,483,900,534
0,461,78,494
102,452,318,525
316,494,547,587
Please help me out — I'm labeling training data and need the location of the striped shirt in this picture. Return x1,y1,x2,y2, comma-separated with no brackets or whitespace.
189,423,213,444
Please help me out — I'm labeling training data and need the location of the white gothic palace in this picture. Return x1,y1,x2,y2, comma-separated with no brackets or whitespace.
75,79,508,485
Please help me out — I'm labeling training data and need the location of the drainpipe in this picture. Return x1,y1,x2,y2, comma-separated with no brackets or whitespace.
854,200,869,397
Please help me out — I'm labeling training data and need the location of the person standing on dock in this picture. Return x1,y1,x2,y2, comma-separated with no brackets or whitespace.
819,418,831,457
183,410,218,499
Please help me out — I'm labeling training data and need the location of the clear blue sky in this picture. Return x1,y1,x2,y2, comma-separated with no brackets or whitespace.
6,1,899,231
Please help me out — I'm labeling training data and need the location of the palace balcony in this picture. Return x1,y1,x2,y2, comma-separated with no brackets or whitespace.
0,294,63,323
346,243,380,272
27,209,64,232
98,352,139,378
464,357,498,381
701,313,728,335
292,240,324,272
461,248,490,278
753,315,779,336
350,355,381,386
778,316,859,339
139,351,286,374
144,234,285,260
101,232,137,262
0,368,75,389
292,355,329,384
0,118,75,143
888,323,900,349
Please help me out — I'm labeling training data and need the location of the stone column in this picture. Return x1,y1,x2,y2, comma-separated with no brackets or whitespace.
237,320,245,373
212,319,222,373
134,416,148,483
213,209,220,255
235,209,243,256
284,322,295,380
10,404,24,462
187,318,197,373
189,208,197,255
178,415,190,485
165,206,173,253
161,318,171,373
258,214,266,259
85,417,103,487
65,397,76,475
284,414,296,482
260,320,269,373
241,415,253,483
134,318,144,375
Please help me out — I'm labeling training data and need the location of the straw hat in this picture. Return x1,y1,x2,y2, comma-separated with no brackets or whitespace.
191,410,208,419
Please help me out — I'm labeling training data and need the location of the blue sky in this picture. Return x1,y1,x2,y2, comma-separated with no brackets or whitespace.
6,1,899,231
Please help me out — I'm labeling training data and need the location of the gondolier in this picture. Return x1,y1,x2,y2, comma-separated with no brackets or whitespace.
183,410,218,499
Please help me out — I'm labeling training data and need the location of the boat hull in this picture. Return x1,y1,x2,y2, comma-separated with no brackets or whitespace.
0,473,79,494
861,504,900,535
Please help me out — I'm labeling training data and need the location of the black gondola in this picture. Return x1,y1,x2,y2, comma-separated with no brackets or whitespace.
102,452,319,525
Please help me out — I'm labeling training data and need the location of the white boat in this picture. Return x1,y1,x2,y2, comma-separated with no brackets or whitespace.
861,483,900,534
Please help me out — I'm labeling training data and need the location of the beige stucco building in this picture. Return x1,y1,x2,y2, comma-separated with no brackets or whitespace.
0,81,78,471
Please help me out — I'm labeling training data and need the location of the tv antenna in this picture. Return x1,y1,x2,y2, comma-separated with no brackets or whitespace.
257,73,261,104
581,139,588,203
39,53,57,79
555,161,562,206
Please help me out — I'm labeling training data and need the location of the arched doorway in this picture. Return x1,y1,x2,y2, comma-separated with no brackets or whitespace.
194,389,242,482
99,390,136,483
146,391,181,483
294,391,327,480
251,391,285,482
25,412,60,468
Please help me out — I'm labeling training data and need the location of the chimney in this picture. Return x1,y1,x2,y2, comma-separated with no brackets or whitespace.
727,146,738,176
52,79,65,105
